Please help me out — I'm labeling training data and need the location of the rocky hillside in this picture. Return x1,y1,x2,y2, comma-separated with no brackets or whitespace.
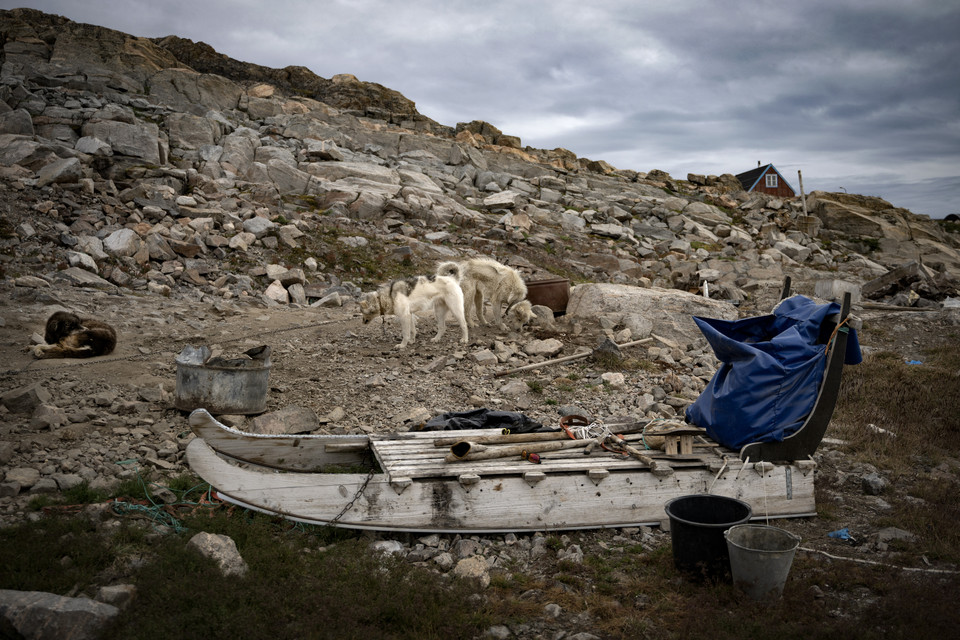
1,6,958,307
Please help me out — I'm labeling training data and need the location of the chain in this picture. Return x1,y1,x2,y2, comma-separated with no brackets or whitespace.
327,467,375,528
1,318,339,379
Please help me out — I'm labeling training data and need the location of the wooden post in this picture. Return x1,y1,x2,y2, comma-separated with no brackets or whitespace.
492,338,652,378
798,170,808,217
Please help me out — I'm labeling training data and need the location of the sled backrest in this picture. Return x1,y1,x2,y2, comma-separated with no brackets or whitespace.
738,277,853,462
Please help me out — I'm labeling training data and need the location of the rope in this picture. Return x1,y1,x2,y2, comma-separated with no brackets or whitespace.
827,315,851,348
760,462,770,525
640,418,688,450
108,464,222,533
707,455,729,493
799,547,960,574
570,420,609,440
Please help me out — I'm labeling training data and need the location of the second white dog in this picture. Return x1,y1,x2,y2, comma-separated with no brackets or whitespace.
437,257,536,330
358,270,469,350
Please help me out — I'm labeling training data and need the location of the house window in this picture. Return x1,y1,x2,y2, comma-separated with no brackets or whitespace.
765,173,778,188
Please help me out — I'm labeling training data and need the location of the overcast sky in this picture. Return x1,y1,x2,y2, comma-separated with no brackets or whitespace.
12,0,960,218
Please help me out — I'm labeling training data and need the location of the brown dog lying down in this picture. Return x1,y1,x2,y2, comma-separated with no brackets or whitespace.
33,311,117,359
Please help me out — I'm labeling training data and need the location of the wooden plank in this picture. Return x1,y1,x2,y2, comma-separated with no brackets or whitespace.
186,438,815,533
189,408,371,472
368,430,740,481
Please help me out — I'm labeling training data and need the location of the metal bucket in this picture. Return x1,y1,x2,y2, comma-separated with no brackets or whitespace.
725,524,800,600
174,345,271,415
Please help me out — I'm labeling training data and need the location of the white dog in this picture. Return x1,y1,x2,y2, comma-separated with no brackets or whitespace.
437,257,536,330
358,270,469,350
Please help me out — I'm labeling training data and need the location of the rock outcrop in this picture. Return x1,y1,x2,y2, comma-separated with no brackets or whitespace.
1,7,957,313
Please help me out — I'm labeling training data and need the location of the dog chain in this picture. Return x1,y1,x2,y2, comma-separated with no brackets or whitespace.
1,318,338,378
327,467,375,527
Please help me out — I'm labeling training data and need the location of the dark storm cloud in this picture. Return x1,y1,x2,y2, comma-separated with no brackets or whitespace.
11,0,960,217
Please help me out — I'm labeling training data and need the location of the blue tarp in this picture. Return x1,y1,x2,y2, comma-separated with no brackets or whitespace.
685,295,861,450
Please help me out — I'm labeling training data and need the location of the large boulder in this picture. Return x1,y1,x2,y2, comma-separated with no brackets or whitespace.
565,283,740,346
81,120,161,165
165,112,220,150
147,68,243,115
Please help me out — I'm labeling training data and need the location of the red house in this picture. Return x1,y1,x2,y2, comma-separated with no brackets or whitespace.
735,163,796,198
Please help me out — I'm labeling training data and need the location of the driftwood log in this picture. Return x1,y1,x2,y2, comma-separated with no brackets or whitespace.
432,420,650,448
493,338,652,378
445,432,651,463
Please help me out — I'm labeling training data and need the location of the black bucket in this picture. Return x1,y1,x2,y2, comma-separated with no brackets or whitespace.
664,494,752,582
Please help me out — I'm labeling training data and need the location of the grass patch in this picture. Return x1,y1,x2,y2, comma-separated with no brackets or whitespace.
1,507,489,640
833,343,960,467
830,339,960,563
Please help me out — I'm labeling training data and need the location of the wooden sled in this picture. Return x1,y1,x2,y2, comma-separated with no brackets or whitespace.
186,409,816,534
738,276,855,463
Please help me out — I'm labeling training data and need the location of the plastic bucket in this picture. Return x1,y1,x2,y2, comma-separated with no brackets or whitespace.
664,494,752,581
725,524,800,600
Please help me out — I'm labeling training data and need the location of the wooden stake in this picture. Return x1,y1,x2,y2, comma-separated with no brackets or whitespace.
798,170,809,217
444,438,592,462
432,420,650,447
493,338,652,378
445,432,652,462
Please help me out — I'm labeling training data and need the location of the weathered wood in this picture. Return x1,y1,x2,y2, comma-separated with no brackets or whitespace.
663,434,694,455
861,260,922,298
493,338,652,378
798,171,808,217
444,438,602,462
189,408,371,472
187,438,816,533
431,421,650,447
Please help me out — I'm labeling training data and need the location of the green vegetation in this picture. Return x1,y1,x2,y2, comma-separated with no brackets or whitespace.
855,236,882,252
830,337,960,564
1,474,487,640
936,218,960,234
689,240,722,252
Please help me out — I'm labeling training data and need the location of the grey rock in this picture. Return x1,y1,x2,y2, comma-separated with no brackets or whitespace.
66,251,98,273
861,472,888,496
566,284,738,346
30,404,68,430
0,108,34,135
74,136,113,156
452,556,490,588
102,228,142,258
82,120,160,164
95,584,136,609
2,384,52,414
371,540,405,555
186,532,248,577
0,589,120,640
250,406,319,435
242,216,276,237
5,468,40,489
876,527,916,544
36,157,82,187
523,338,564,357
